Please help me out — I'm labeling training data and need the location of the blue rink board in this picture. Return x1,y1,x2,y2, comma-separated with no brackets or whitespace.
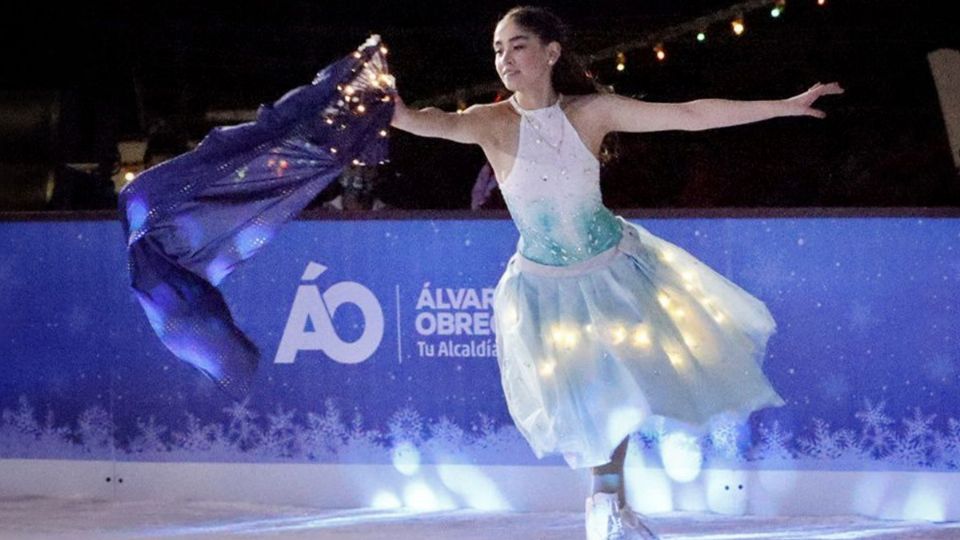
0,216,957,471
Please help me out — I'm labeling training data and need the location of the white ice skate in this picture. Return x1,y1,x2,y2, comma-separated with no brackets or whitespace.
585,492,660,540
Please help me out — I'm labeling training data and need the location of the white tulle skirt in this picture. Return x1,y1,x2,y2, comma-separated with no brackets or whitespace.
493,218,785,469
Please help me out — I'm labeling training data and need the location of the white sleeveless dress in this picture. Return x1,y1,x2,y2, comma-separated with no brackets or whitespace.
493,95,785,469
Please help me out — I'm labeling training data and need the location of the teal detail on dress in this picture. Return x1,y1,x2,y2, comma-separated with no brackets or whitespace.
515,203,623,266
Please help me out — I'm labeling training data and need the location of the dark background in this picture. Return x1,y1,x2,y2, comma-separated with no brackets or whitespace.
1,0,958,210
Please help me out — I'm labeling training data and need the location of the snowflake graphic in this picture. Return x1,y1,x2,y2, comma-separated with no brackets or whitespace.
923,354,957,384
798,418,856,460
752,421,795,461
854,399,895,458
903,408,937,442
430,416,466,449
300,399,348,459
889,408,938,467
819,372,851,402
707,420,741,459
2,396,40,436
260,405,298,458
222,398,262,450
387,406,425,445
172,413,221,453
847,300,881,333
934,418,960,469
76,406,115,453
738,254,787,295
129,416,169,454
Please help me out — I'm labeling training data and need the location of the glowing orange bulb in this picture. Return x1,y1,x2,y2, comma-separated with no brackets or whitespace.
732,19,745,35
654,44,666,62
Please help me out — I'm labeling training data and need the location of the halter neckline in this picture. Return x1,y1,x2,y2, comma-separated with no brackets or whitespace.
509,93,563,114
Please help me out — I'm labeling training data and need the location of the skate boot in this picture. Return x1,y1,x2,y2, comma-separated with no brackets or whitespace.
585,492,659,540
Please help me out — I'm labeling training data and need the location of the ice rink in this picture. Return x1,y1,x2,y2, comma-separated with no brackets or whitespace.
2,497,959,540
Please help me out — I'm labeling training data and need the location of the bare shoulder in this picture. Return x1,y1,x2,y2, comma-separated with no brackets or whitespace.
562,92,606,111
475,100,519,140
459,101,514,141
462,100,511,118
560,93,609,148
472,99,515,121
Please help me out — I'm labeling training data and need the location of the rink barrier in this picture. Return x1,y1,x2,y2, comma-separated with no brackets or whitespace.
2,208,959,520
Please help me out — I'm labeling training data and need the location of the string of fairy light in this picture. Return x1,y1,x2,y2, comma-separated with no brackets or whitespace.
416,0,830,110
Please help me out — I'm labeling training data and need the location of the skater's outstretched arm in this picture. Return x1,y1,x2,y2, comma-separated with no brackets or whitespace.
593,81,844,134
390,94,493,145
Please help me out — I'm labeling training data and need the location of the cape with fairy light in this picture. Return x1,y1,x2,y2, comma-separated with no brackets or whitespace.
119,36,396,398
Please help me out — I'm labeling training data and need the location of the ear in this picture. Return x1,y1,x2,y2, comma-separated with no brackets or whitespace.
547,41,562,64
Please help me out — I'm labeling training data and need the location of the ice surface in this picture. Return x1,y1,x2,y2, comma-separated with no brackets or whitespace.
1,497,959,539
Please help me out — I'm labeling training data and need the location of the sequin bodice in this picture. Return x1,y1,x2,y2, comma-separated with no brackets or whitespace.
499,96,622,266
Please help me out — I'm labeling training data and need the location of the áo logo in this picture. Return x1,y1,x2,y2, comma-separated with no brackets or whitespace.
274,262,384,365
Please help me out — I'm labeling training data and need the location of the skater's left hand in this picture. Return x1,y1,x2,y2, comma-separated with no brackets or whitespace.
785,82,844,118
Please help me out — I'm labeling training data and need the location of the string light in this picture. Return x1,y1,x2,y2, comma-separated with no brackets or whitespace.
632,325,652,348
732,17,746,36
539,357,557,378
609,324,627,345
549,325,580,350
423,0,832,108
771,0,786,17
654,43,666,62
666,347,687,372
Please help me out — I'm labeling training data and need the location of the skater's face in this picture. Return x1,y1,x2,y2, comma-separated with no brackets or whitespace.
493,17,559,93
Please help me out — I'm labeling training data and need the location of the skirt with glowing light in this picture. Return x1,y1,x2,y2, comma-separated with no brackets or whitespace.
493,218,785,469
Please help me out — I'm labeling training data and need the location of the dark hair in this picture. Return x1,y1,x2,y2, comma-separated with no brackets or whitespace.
501,6,602,96
501,6,619,163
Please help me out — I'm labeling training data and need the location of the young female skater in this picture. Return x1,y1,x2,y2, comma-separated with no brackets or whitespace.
390,6,842,539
